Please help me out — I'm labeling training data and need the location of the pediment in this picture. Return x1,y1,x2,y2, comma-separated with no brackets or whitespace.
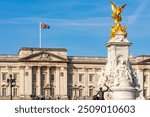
78,85,85,88
89,85,95,88
19,51,68,62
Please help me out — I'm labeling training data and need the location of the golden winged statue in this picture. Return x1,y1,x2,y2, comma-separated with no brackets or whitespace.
111,1,126,26
110,1,127,38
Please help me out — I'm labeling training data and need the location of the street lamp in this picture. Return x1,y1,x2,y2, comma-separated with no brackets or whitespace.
7,74,16,100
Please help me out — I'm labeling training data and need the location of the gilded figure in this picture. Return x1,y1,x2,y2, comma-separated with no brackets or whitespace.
110,1,127,38
111,1,126,26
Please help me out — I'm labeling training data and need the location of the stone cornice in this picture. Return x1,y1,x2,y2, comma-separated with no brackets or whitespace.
68,61,107,64
137,58,150,65
18,47,67,53
105,42,132,47
0,58,149,65
0,60,19,62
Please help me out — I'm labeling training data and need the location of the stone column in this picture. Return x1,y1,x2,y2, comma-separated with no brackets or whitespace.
55,67,60,97
60,67,63,98
19,66,25,98
94,69,99,95
45,67,50,96
46,67,50,85
61,67,67,99
72,69,78,97
37,66,41,96
74,69,78,85
25,66,32,98
72,73,75,97
85,68,88,97
137,68,144,95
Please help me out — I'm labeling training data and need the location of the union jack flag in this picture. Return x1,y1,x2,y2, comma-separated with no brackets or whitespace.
41,23,50,29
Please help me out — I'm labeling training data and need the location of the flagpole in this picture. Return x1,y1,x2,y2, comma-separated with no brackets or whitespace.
39,22,42,48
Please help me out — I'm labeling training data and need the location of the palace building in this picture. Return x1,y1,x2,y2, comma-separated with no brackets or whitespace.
0,47,150,100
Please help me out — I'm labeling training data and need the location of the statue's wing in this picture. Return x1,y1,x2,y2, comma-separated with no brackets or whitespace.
121,4,126,9
110,1,117,12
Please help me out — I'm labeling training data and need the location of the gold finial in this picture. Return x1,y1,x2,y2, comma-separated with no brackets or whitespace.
110,1,127,38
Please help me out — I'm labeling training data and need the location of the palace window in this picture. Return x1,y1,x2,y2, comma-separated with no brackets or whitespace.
89,74,93,82
2,73,7,81
41,73,45,80
13,73,17,80
89,89,93,97
79,74,83,82
50,88,55,96
2,88,6,97
32,74,36,81
51,74,54,81
50,74,55,96
144,75,148,83
143,89,147,97
79,89,83,97
32,74,36,95
13,88,17,97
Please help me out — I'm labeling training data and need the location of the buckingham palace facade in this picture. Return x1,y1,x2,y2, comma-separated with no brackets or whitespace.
0,47,150,100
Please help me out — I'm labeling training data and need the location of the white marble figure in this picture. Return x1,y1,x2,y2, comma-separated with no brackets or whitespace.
131,68,140,88
97,57,140,89
113,60,133,86
114,69,120,86
112,59,141,89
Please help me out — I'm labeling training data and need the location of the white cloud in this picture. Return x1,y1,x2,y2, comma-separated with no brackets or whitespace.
0,17,111,27
0,17,39,24
126,0,148,26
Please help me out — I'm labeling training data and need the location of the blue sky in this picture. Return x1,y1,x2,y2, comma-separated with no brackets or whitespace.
0,0,149,57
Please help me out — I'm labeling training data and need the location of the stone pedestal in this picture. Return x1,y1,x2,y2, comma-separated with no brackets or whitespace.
112,72,138,100
111,81,137,100
112,86,137,100
97,32,140,100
